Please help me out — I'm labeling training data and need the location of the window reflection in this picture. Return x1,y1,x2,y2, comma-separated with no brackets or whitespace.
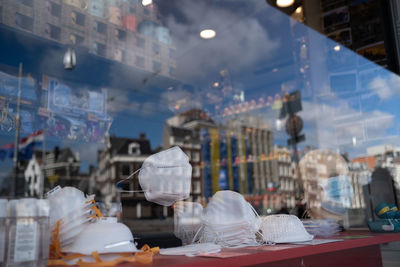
0,0,400,232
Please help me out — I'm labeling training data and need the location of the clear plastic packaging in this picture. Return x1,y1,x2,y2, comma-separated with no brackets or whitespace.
7,198,40,267
37,200,50,267
302,219,340,237
0,199,8,266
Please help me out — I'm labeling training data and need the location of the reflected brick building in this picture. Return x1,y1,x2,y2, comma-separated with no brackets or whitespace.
93,133,171,219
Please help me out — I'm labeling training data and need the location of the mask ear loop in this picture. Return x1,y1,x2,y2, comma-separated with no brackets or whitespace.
116,168,145,193
247,203,271,246
116,164,191,194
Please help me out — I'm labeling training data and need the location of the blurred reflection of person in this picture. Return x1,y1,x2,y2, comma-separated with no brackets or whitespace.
278,205,289,214
295,199,308,218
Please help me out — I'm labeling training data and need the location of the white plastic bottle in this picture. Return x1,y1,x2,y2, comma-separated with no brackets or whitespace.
0,199,8,266
7,198,40,267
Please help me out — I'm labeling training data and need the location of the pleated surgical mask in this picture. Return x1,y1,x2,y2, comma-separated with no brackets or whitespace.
117,146,192,206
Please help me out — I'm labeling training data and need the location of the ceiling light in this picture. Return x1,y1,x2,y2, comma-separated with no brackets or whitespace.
295,6,302,13
142,0,152,7
276,0,295,8
200,29,216,39
213,82,219,87
333,45,341,52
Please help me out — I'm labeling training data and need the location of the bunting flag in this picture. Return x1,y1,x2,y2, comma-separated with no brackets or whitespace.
0,130,44,161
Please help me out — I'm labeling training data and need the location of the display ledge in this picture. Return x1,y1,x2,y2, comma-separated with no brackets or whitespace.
121,230,400,267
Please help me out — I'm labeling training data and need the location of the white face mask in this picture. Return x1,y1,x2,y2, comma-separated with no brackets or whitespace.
261,214,313,243
194,190,262,248
174,201,203,245
63,217,140,255
117,146,192,206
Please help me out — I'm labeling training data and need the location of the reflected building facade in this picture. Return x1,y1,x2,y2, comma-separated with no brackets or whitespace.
274,146,297,210
163,110,278,205
93,134,172,219
0,0,175,77
162,109,215,203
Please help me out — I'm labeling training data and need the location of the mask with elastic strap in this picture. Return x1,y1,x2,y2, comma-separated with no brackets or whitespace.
261,214,314,243
117,146,192,206
193,190,263,248
174,201,203,245
48,217,159,266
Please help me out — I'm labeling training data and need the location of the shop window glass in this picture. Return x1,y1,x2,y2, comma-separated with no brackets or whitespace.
18,0,34,7
49,2,61,17
72,11,85,26
2,0,400,257
15,13,34,31
94,21,107,34
136,36,145,48
136,55,144,68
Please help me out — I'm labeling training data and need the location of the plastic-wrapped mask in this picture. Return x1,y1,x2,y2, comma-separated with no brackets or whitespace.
117,146,192,206
194,190,262,248
261,214,313,243
318,175,353,214
174,201,203,245
302,219,340,237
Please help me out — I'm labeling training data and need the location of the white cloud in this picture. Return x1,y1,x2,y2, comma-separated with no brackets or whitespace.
165,1,280,83
300,96,395,151
369,75,400,100
106,88,140,114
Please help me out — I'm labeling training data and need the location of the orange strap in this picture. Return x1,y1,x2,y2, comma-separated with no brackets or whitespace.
48,200,159,267
87,199,104,218
48,245,159,266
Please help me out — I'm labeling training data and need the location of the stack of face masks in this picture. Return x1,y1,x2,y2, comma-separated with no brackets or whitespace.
46,186,94,247
118,146,192,206
194,190,262,248
261,215,313,243
174,201,203,245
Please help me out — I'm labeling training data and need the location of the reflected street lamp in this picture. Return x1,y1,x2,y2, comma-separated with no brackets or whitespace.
63,48,76,70
276,0,295,8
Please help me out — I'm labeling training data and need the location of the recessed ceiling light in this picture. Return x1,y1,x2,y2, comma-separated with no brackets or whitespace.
200,29,216,39
276,0,295,8
142,0,152,7
295,6,302,13
333,45,341,52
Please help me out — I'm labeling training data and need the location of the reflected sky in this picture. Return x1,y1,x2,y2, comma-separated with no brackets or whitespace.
0,0,399,174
